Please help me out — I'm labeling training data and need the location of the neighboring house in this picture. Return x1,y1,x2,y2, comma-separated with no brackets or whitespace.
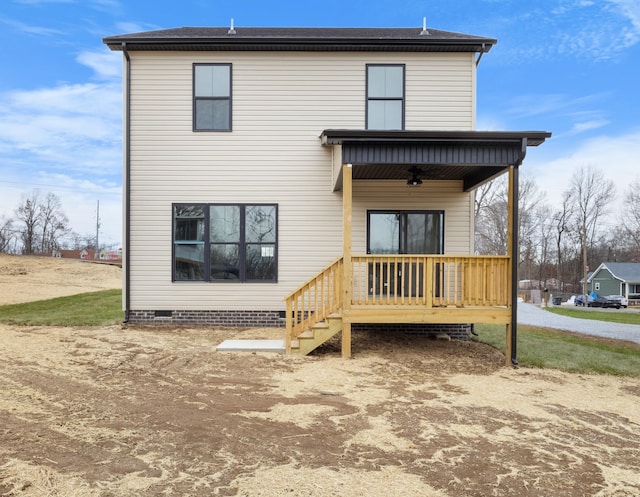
51,249,89,259
103,26,550,363
96,248,123,261
588,262,640,302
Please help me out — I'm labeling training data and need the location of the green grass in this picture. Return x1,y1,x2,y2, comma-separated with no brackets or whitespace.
545,306,640,325
476,323,640,377
0,289,123,326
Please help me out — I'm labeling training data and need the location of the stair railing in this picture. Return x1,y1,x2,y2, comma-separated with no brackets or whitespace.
284,257,343,352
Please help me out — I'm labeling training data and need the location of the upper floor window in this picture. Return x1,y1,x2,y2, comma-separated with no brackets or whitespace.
193,63,232,131
366,64,405,130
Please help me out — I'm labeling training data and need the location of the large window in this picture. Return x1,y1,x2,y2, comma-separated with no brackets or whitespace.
367,211,444,255
366,64,405,130
173,204,277,282
193,63,232,131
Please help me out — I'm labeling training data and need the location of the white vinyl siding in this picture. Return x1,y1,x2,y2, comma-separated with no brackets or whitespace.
127,51,476,311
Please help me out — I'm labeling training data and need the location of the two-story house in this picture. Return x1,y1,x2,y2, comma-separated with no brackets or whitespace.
103,26,550,364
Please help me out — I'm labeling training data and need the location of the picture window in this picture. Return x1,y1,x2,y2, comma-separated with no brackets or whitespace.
173,203,277,282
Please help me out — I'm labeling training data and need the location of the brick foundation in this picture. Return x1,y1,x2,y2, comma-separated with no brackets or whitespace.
126,310,286,327
126,310,472,340
352,323,473,340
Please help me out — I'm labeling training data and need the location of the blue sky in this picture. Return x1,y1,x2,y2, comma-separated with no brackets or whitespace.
1,0,639,247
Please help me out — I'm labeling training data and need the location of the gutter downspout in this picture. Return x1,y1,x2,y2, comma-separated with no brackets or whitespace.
510,138,527,366
475,43,486,67
122,42,131,323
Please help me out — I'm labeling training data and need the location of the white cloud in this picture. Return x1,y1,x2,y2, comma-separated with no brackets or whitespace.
76,49,122,80
566,119,610,135
0,45,123,244
478,92,613,139
12,0,120,5
553,1,639,57
0,82,122,173
607,0,640,31
92,0,121,8
526,130,640,220
476,115,507,131
493,1,640,63
0,16,64,36
89,0,123,16
13,0,74,4
114,21,161,34
506,92,609,119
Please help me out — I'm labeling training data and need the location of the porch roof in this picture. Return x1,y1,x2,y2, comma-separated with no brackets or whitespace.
320,129,551,191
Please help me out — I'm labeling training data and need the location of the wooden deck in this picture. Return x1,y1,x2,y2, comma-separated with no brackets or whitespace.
284,255,512,355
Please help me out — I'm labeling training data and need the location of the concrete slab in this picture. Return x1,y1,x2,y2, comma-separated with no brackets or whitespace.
216,339,286,353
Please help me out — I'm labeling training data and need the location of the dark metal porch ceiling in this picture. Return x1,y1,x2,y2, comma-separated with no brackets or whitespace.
320,129,551,191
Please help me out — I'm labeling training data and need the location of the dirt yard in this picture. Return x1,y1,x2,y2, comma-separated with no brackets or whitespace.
0,255,639,496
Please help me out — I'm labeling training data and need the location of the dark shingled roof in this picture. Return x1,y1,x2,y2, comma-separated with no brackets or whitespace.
602,262,640,283
103,26,497,53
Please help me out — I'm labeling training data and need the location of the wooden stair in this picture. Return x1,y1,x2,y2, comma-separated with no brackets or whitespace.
289,312,342,356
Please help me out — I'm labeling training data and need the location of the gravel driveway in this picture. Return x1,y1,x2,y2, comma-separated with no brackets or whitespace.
517,302,640,344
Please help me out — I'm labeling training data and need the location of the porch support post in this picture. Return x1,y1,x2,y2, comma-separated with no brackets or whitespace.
506,165,519,366
342,163,353,359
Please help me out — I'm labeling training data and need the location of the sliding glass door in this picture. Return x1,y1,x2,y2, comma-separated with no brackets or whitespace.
367,211,444,297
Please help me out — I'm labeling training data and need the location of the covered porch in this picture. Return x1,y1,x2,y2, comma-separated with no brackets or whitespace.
285,129,551,365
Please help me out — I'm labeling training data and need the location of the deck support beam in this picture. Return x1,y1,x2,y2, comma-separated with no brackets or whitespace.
342,163,353,358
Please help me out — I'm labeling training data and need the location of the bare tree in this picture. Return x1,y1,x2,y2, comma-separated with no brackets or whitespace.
621,177,640,259
474,176,508,254
554,192,574,291
568,166,615,246
474,180,503,220
38,192,70,253
15,191,41,255
13,191,71,255
0,215,14,253
474,173,548,279
535,205,555,288
516,175,546,281
567,166,615,296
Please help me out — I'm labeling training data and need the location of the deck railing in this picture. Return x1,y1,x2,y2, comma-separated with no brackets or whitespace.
284,255,509,348
352,255,509,307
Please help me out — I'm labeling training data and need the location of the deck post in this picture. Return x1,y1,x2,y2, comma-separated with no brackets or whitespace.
285,298,292,354
506,164,519,366
342,163,353,358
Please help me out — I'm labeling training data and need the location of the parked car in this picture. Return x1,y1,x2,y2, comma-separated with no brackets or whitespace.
604,295,628,308
589,296,609,308
584,295,627,309
574,294,594,307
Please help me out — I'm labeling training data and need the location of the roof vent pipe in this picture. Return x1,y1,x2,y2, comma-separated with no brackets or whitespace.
228,18,236,35
420,17,429,36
